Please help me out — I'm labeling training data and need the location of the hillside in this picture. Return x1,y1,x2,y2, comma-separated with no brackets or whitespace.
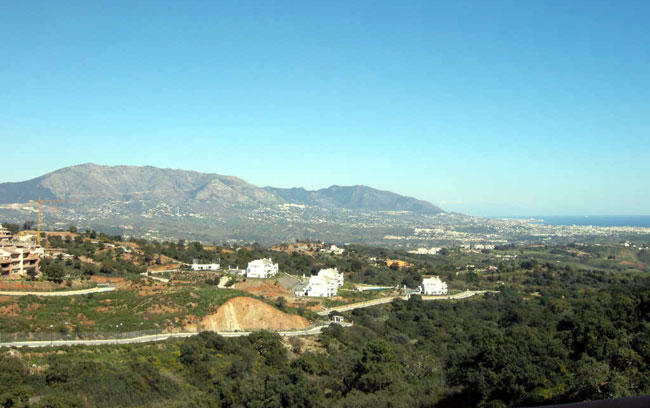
0,164,450,244
265,185,442,214
0,164,440,214
0,163,280,206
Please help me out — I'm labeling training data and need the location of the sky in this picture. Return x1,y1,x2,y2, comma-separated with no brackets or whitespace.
1,0,649,216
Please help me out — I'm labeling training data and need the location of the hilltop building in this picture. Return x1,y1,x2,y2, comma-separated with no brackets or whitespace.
319,244,345,255
190,260,220,271
246,258,279,278
408,247,441,255
386,259,414,268
295,268,344,298
421,276,448,295
0,227,12,243
0,227,42,277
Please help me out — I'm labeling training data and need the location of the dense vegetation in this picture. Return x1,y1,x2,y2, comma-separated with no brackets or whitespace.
2,225,649,407
2,268,649,407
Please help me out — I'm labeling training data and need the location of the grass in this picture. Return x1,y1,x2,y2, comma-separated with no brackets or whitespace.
0,280,98,292
0,279,243,335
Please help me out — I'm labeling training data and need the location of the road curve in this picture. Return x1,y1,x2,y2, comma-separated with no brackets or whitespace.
0,322,353,348
0,286,117,297
317,290,493,316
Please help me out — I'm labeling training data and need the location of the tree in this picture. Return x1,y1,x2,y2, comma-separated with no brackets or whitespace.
41,260,65,283
248,331,287,367
22,220,35,231
100,260,116,274
276,296,288,312
25,267,39,281
353,339,403,393
2,223,19,234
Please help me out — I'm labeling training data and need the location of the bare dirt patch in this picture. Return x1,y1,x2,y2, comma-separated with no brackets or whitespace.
0,281,61,291
76,313,95,326
26,303,42,311
90,276,126,285
198,296,310,332
79,256,99,265
146,304,184,315
0,303,20,317
131,281,170,296
234,279,291,299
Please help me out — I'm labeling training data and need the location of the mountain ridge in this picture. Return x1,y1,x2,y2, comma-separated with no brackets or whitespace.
0,163,443,215
264,185,442,214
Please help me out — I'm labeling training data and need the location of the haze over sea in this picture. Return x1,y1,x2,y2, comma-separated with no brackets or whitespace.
505,216,650,228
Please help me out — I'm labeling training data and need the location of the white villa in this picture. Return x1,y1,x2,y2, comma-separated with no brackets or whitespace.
320,244,345,255
246,258,279,278
190,260,220,271
296,268,344,298
421,276,448,295
408,247,442,255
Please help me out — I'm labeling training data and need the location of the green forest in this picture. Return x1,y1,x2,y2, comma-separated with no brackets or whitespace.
2,226,650,407
2,268,649,407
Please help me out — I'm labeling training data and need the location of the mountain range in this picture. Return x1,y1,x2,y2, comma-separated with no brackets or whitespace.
0,164,446,244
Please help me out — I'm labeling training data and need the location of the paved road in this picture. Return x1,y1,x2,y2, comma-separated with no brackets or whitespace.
0,322,352,348
353,285,396,292
317,290,493,316
0,286,117,297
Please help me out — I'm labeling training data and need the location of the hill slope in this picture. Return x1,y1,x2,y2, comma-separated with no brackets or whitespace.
265,185,442,215
0,163,448,244
0,163,280,206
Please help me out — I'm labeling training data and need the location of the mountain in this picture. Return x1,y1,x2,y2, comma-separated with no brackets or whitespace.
265,185,442,214
0,164,440,213
0,164,447,244
0,164,280,206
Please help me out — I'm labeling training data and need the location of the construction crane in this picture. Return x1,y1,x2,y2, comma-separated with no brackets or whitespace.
33,197,74,246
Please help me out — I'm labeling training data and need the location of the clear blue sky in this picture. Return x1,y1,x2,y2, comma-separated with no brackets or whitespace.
1,1,648,216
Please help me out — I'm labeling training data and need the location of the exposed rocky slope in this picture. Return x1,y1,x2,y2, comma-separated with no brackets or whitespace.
199,297,310,331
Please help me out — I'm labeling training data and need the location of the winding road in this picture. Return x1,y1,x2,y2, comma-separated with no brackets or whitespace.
0,290,491,348
317,290,493,316
0,322,353,348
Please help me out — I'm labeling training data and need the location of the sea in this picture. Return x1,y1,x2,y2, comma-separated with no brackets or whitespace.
518,216,650,228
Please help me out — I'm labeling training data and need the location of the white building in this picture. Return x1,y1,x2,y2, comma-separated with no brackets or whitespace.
408,247,442,255
246,258,279,278
320,244,345,255
191,260,220,271
421,276,448,295
0,227,42,277
297,268,344,298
